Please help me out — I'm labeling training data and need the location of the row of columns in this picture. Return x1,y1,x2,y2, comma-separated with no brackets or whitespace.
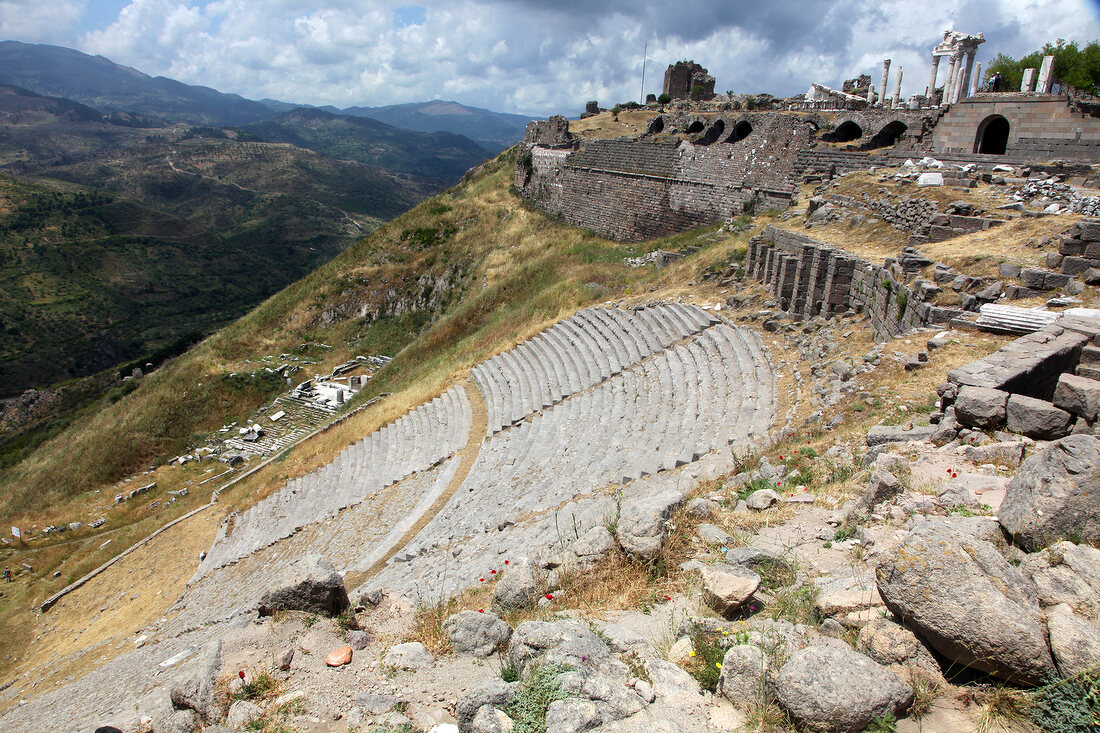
874,59,905,108
927,47,977,106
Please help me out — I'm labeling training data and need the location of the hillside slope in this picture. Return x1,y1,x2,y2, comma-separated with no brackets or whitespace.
0,84,444,394
242,107,489,180
333,99,534,152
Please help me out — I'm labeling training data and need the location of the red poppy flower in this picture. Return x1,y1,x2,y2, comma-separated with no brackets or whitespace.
490,569,497,574
478,609,484,613
545,593,554,600
504,560,509,565
479,577,485,582
239,671,245,680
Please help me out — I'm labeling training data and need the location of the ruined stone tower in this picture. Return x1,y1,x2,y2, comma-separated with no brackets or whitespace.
663,61,716,100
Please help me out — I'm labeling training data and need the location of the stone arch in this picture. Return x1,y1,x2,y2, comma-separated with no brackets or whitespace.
974,114,1010,155
726,119,753,143
686,119,706,134
826,120,863,143
803,113,827,132
697,119,726,145
647,116,665,135
864,120,908,150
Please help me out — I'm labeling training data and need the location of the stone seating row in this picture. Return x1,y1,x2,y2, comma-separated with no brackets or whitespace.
391,324,774,569
194,386,470,578
177,458,461,624
471,303,719,435
365,324,775,599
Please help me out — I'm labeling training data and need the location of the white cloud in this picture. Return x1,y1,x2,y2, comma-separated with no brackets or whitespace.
48,0,1099,116
0,0,86,42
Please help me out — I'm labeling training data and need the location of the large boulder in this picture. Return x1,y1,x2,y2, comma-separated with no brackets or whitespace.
225,700,262,730
491,556,540,613
444,610,513,657
615,491,684,562
169,639,221,722
1019,541,1100,618
953,386,1009,429
771,645,913,732
997,435,1100,551
875,524,1055,684
256,554,350,617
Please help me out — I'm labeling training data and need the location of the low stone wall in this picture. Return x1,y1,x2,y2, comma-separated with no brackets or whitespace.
746,226,964,340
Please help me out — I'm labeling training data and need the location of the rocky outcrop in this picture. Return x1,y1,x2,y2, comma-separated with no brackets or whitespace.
491,557,540,613
997,435,1100,551
875,524,1055,684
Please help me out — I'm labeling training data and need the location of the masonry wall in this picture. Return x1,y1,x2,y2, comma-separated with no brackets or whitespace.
746,225,964,340
933,94,1100,160
516,115,809,243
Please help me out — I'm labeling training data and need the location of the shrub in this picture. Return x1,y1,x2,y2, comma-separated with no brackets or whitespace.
504,664,571,733
657,93,671,105
685,627,725,692
689,84,707,100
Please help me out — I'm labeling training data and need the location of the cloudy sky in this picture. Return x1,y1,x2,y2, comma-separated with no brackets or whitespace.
1,0,1098,116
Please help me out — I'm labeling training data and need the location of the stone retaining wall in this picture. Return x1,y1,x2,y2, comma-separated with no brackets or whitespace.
515,116,809,242
746,226,964,340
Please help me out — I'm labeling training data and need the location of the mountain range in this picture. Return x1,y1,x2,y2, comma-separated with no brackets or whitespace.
0,41,536,399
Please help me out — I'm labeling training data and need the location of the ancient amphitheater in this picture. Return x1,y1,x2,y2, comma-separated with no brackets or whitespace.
2,301,776,730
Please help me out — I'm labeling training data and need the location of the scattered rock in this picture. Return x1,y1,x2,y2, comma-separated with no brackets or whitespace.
445,610,513,657
225,700,263,730
456,679,517,732
347,630,371,651
256,555,350,617
856,618,941,680
565,526,616,570
508,620,618,677
875,523,1055,684
1053,373,1100,421
169,639,221,722
325,646,352,667
684,497,716,519
861,470,902,511
701,565,761,616
697,523,734,546
152,710,198,733
746,489,780,510
384,642,433,670
772,644,913,732
277,648,294,671
997,435,1100,551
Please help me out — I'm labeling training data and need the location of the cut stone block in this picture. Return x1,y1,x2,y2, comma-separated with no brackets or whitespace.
1053,373,1100,421
1006,394,1073,440
954,386,1009,429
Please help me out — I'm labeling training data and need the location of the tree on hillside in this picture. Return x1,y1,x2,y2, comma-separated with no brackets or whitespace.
986,39,1100,95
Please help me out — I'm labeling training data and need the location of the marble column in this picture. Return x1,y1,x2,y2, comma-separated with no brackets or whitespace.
943,53,959,106
880,59,891,107
1037,55,1054,93
971,61,982,96
958,50,976,101
892,66,903,108
866,84,875,105
927,55,941,99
